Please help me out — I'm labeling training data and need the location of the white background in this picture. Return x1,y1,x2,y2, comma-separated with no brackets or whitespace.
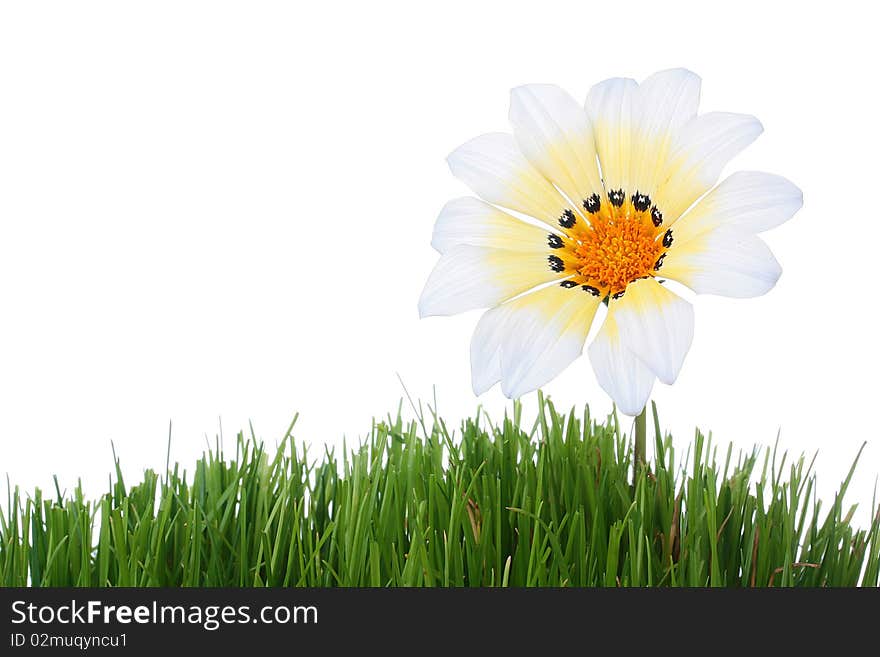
1,1,877,525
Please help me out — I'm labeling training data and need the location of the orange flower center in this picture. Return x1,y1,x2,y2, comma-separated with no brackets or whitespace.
573,217,663,294
549,192,672,299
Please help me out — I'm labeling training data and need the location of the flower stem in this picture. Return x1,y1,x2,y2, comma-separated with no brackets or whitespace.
633,404,647,480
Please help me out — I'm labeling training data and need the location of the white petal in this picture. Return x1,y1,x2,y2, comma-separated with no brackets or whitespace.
418,244,564,317
498,284,601,398
630,69,701,197
658,112,764,221
585,77,639,195
671,171,803,242
636,69,701,135
509,84,603,209
447,133,576,227
431,197,549,255
662,226,782,298
470,303,515,395
588,310,655,416
611,278,694,385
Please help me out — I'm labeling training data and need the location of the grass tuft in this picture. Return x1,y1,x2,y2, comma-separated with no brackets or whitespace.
2,396,878,587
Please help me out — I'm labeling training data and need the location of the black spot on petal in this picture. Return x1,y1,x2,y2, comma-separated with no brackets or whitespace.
558,209,577,229
583,194,601,214
651,206,663,227
654,254,666,271
581,285,601,297
663,229,674,248
548,255,565,273
608,189,625,207
548,234,564,249
559,280,578,289
632,192,651,212
611,290,626,300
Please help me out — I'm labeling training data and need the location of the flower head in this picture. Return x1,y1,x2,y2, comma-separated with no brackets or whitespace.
419,69,802,415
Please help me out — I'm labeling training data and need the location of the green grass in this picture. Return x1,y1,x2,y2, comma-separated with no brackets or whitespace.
2,396,878,587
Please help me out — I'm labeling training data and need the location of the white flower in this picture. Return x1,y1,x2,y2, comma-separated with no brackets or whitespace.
419,69,802,415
